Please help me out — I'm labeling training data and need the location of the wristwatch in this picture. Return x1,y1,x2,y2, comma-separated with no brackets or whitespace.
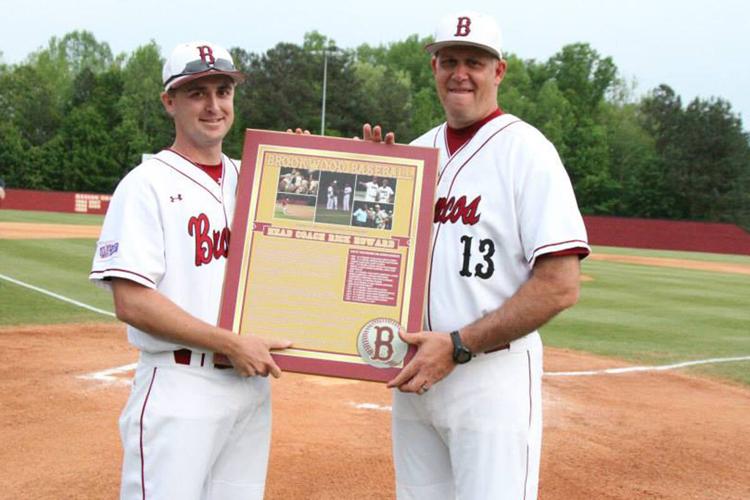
450,330,473,364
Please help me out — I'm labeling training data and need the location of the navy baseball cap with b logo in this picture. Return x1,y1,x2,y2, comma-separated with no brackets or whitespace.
425,11,503,59
162,41,245,91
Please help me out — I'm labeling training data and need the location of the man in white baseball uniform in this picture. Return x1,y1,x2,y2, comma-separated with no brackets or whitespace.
377,178,395,204
387,12,590,499
90,40,291,499
374,204,390,230
343,183,353,211
327,180,338,209
359,176,380,202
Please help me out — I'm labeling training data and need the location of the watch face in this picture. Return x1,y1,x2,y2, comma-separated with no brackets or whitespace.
456,348,472,364
451,330,473,364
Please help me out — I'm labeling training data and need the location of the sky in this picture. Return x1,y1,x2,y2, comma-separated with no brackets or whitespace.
1,0,749,127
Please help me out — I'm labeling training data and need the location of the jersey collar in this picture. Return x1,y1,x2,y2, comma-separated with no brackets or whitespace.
157,149,226,202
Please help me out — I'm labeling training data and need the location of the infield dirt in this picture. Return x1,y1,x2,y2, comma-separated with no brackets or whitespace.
1,323,748,499
0,222,102,240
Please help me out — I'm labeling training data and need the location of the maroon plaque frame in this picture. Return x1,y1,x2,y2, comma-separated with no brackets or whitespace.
219,130,438,381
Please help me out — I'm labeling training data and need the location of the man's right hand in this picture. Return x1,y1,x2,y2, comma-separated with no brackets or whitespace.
224,334,293,378
386,330,454,393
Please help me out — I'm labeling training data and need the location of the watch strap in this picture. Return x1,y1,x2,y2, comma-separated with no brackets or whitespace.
450,330,472,364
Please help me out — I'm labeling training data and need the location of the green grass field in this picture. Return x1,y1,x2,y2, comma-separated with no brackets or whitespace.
0,209,104,225
0,210,115,324
274,204,315,221
544,250,750,384
314,207,353,225
1,209,748,384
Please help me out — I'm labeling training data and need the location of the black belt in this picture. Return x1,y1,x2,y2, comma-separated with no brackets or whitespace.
173,349,233,369
484,343,510,354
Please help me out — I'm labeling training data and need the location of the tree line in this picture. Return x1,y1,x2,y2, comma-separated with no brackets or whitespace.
1,31,748,228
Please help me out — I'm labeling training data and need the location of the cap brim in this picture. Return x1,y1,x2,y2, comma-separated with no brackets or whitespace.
424,40,501,59
165,69,246,91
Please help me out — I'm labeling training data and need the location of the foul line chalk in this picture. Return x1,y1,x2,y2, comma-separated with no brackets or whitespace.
348,356,750,413
544,356,750,377
77,363,136,386
0,273,115,317
6,275,745,386
82,356,750,391
351,402,392,412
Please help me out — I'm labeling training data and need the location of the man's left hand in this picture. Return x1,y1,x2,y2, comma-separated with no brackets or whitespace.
386,330,454,394
359,123,395,144
286,128,311,135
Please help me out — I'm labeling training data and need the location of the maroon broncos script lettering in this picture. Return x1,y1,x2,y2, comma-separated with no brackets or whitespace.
434,195,481,225
188,213,230,266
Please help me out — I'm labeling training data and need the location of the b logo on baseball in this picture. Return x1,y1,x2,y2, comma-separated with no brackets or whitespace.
357,318,407,368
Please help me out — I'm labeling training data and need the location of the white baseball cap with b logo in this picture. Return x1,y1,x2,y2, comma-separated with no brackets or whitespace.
162,41,246,91
425,11,503,59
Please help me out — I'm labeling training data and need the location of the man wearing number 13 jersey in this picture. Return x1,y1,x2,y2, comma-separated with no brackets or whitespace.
386,11,590,500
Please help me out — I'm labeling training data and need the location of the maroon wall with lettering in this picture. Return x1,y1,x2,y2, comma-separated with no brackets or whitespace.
2,188,749,255
0,188,111,215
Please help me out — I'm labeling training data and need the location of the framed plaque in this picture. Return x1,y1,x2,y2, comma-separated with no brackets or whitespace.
219,130,438,381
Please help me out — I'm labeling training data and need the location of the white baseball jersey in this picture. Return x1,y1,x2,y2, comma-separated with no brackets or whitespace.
392,113,589,500
422,114,588,333
90,150,272,499
375,209,389,229
363,181,379,201
90,149,238,352
327,184,338,209
377,185,394,203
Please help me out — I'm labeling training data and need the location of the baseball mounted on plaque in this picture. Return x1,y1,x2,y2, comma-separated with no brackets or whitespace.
219,130,439,382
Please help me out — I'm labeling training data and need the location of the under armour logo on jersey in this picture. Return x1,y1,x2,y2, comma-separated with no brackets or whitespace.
197,45,216,66
455,17,472,37
170,194,183,202
434,195,481,225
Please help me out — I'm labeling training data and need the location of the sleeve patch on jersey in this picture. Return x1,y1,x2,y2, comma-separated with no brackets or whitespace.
97,241,120,260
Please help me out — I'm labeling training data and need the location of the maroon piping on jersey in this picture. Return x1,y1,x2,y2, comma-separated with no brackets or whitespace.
90,268,156,286
226,157,239,177
158,150,232,229
523,350,532,500
425,119,521,331
167,147,229,179
529,239,590,264
436,125,471,186
155,152,224,204
140,367,158,500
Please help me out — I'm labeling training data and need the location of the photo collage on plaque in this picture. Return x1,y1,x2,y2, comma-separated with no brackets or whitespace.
274,167,397,230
